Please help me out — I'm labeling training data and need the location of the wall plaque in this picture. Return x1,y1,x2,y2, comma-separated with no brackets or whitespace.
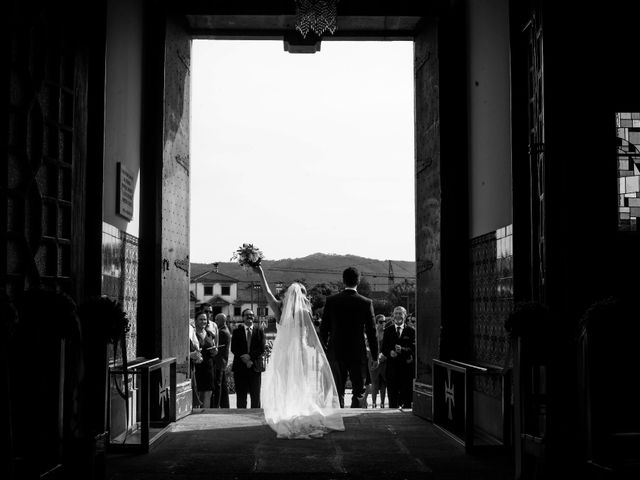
117,162,135,220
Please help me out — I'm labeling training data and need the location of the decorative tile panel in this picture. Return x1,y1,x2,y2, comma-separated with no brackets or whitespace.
101,222,138,360
470,225,514,398
123,232,138,360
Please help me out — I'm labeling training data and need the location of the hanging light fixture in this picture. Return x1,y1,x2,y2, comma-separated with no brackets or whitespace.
294,0,339,38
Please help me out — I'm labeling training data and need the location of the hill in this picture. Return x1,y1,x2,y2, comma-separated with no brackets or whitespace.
191,253,415,291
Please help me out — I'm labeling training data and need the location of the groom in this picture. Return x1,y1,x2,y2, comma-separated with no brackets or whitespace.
320,267,378,408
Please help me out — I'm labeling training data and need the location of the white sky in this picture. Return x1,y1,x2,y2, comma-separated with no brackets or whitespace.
190,39,415,263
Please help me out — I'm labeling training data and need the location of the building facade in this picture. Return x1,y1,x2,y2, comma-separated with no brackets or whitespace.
190,270,239,318
190,269,278,325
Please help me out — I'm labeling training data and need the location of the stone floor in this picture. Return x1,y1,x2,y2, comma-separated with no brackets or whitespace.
106,408,514,480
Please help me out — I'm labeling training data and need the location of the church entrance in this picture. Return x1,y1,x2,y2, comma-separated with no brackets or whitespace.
131,3,470,439
133,4,454,424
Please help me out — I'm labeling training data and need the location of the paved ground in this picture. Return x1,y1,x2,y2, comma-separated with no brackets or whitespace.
106,408,514,480
203,391,390,410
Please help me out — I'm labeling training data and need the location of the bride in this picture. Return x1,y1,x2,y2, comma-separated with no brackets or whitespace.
252,265,344,439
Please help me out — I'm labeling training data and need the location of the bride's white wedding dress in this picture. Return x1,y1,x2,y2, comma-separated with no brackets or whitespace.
261,283,344,439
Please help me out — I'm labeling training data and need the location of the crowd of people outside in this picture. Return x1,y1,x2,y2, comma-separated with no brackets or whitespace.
189,294,416,410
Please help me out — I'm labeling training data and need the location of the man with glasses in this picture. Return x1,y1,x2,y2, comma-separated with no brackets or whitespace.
380,306,415,409
231,309,266,408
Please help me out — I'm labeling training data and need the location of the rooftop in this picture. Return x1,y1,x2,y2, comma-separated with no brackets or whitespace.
192,270,240,283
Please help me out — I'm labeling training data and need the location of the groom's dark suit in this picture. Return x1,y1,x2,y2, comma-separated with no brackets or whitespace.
320,288,378,408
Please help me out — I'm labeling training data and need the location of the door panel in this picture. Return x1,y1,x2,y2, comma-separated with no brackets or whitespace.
414,21,442,390
160,17,191,372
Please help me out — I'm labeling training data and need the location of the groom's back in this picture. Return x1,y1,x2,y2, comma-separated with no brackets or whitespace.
320,290,375,361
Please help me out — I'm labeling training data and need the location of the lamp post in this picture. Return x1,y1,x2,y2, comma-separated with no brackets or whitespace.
251,282,262,316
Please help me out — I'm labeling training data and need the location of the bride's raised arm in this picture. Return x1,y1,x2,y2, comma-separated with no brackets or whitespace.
252,265,281,320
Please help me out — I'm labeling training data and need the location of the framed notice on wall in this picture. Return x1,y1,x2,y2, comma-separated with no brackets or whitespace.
117,162,134,220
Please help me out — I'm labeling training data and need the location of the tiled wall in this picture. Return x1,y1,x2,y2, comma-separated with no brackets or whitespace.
102,222,138,360
470,225,514,398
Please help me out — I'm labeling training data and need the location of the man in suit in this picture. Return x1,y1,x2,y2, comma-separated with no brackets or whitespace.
380,306,415,409
211,313,230,408
231,309,266,408
320,267,378,408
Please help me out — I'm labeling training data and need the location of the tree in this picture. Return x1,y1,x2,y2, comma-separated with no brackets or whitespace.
358,277,372,298
308,282,337,313
308,283,335,297
389,279,415,313
372,297,393,316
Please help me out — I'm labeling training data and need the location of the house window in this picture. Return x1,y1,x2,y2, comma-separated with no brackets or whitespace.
204,285,213,295
257,306,268,317
617,112,640,230
221,285,230,296
234,307,241,316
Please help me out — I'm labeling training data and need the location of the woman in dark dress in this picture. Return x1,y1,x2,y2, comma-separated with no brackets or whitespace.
193,311,217,407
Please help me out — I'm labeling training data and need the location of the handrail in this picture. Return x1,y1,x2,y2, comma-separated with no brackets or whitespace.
147,357,176,372
110,357,160,374
449,359,507,375
449,359,489,372
433,358,467,373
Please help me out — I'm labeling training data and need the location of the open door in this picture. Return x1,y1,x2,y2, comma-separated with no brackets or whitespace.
138,10,192,420
412,3,470,422
412,18,443,419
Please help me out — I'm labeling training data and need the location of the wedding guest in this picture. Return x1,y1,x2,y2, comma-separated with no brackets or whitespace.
212,313,231,408
231,309,266,408
189,319,204,407
193,311,217,408
201,305,219,340
381,306,415,409
367,314,388,408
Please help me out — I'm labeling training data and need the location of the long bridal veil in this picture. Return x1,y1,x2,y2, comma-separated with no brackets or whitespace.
261,283,344,439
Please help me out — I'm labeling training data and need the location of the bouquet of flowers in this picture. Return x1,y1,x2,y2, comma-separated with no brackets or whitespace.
253,339,274,372
264,339,274,362
231,243,265,269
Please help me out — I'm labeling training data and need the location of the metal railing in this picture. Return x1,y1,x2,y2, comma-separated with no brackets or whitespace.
108,356,176,452
432,358,510,453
